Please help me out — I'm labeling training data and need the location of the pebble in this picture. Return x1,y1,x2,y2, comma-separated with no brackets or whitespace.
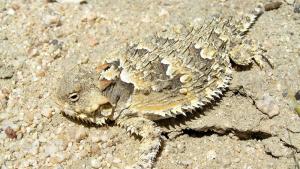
49,153,68,164
43,15,61,26
176,143,186,153
24,111,35,124
222,159,232,168
285,0,295,5
75,127,88,142
77,56,89,64
90,134,101,143
112,157,122,164
4,126,17,139
180,160,193,167
158,8,169,17
232,157,241,163
28,140,40,155
90,144,101,154
41,106,53,118
263,137,293,157
53,164,64,169
0,64,14,79
90,158,102,168
206,150,217,160
44,143,59,157
99,132,109,142
84,12,98,22
88,37,99,47
256,95,280,118
6,8,15,15
27,47,39,57
295,90,300,100
53,138,68,151
294,3,300,13
36,70,46,78
264,2,282,11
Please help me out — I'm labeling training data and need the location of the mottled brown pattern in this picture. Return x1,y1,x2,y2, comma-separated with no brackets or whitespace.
55,4,272,169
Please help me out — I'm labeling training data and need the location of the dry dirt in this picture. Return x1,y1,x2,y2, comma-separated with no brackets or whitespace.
0,0,300,169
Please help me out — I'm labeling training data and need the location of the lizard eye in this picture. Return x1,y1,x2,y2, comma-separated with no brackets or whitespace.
68,92,79,102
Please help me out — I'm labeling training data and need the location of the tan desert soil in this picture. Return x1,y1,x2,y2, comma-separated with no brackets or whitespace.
0,0,300,168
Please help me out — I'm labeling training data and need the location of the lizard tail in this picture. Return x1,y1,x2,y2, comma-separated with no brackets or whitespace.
234,4,265,36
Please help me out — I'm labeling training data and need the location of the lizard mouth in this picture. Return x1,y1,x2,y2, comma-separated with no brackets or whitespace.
61,104,113,126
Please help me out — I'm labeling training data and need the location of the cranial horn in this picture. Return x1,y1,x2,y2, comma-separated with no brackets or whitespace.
98,79,113,91
96,63,110,73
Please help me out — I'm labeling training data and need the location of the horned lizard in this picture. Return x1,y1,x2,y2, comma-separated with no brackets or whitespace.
54,4,272,169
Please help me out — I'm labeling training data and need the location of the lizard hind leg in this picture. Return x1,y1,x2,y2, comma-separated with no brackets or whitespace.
116,116,162,169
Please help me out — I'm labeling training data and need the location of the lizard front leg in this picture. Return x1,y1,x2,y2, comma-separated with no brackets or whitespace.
229,39,273,69
116,116,162,169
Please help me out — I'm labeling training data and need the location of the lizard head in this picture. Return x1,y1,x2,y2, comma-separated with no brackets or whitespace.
54,65,116,125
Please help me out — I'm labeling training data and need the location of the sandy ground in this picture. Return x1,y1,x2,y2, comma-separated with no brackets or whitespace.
0,0,300,168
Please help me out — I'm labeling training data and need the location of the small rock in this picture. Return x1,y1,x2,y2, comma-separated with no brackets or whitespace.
53,137,68,151
90,144,101,154
81,11,98,23
295,90,300,100
49,153,67,164
24,111,35,124
88,37,99,47
112,158,121,164
27,47,39,57
264,1,282,11
282,90,288,97
43,15,61,26
90,158,101,168
5,126,17,139
52,164,64,169
222,159,232,168
49,39,59,45
11,3,20,11
256,95,280,118
176,143,186,153
206,150,217,160
30,140,40,155
36,70,46,78
44,143,59,157
6,8,15,15
232,157,241,163
90,134,101,143
77,56,89,64
294,3,300,13
41,106,53,118
75,127,88,142
0,64,14,79
158,8,169,17
285,0,295,5
180,160,192,167
99,132,109,142
263,137,293,157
